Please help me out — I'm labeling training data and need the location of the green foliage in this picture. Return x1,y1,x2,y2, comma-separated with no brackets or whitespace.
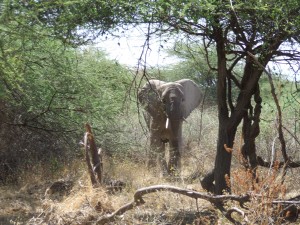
0,24,131,135
73,48,132,131
259,76,300,159
165,41,217,85
0,0,130,129
4,0,144,45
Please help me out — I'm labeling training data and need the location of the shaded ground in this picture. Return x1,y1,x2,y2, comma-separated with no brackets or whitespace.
0,183,48,225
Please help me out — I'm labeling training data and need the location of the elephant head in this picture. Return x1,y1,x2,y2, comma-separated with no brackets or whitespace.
138,79,202,175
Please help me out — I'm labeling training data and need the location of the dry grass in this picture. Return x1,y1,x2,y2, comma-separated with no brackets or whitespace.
3,153,299,225
1,154,217,225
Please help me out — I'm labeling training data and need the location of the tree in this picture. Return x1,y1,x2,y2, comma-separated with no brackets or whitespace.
121,0,300,194
7,0,300,194
131,0,300,194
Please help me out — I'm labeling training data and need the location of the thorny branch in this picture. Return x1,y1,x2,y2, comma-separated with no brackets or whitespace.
265,67,288,164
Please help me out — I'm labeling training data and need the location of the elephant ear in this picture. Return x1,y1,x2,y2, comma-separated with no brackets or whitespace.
176,79,202,119
138,79,166,117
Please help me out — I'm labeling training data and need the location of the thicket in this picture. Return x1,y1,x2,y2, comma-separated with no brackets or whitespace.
0,18,133,183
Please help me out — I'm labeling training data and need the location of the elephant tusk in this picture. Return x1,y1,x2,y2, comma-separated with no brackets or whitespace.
165,118,169,129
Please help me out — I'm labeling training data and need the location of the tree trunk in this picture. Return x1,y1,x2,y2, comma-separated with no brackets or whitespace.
85,123,103,184
201,56,264,194
213,24,234,195
214,119,236,194
240,86,261,181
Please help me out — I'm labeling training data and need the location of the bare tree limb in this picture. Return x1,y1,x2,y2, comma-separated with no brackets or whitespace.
257,156,300,168
273,200,300,205
96,185,250,225
282,125,300,147
265,68,288,163
225,207,249,225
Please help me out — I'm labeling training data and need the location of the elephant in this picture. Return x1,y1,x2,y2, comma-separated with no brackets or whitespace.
138,79,203,176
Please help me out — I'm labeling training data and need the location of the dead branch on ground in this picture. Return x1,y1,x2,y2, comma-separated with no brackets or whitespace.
225,207,249,224
96,185,250,225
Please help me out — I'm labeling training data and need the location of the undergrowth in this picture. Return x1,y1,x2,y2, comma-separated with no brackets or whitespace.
1,105,299,224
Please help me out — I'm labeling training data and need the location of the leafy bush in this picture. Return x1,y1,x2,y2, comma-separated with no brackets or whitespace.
0,21,133,183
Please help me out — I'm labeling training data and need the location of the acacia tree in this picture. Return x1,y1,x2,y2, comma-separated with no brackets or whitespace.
9,0,300,194
133,0,300,194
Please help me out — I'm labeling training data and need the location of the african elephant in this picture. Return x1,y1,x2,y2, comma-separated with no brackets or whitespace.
138,79,203,176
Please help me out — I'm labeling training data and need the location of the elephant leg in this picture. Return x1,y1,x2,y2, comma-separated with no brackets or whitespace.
148,142,168,177
148,122,168,176
147,130,164,164
157,144,169,177
148,132,163,168
168,139,181,175
149,143,169,176
168,123,183,176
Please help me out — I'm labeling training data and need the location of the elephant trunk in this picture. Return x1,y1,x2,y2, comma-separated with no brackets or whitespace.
165,103,184,129
166,100,182,120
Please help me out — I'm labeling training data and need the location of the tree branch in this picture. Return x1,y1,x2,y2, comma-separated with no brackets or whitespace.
257,156,300,168
225,207,249,225
282,125,300,147
247,51,290,182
